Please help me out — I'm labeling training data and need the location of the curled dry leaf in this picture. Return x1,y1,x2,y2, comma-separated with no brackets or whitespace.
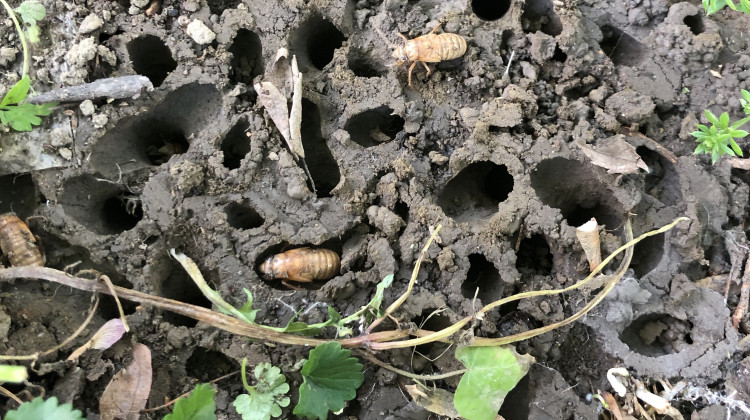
576,218,602,272
577,135,649,174
99,343,152,420
405,385,460,419
254,48,305,160
67,318,127,361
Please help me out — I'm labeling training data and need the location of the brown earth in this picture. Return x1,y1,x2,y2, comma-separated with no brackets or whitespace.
1,0,750,418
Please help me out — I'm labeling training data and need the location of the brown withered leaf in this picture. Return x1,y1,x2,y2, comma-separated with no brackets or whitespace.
577,135,649,174
99,343,152,420
405,385,460,418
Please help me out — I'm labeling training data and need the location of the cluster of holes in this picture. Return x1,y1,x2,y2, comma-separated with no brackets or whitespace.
344,106,405,148
515,234,553,275
221,118,251,169
530,158,624,229
301,99,341,197
471,0,511,21
127,35,177,87
292,15,346,71
521,0,562,36
229,29,263,86
620,314,693,356
437,161,514,223
225,202,264,229
599,25,646,66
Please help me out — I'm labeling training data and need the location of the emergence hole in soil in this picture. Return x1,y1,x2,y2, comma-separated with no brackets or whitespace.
91,84,221,179
229,29,263,85
301,99,341,197
516,234,553,275
437,161,514,223
348,48,387,77
471,0,511,21
186,348,237,381
221,117,251,169
530,158,624,229
599,25,646,66
0,173,40,217
684,14,704,35
206,0,240,16
344,106,405,147
636,146,681,206
620,314,693,356
462,254,504,302
102,194,142,232
292,15,346,71
413,309,453,367
631,232,664,277
126,35,177,87
551,45,567,62
157,261,212,327
225,202,264,229
521,0,562,35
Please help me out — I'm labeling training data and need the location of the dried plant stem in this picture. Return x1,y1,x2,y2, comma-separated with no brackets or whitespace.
99,274,129,332
355,350,465,381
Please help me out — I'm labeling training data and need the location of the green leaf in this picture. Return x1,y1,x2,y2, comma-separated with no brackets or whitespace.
719,112,730,128
234,362,290,420
366,274,393,320
15,1,46,24
0,102,54,131
0,365,28,382
164,383,216,420
730,138,744,156
293,341,364,420
5,397,85,420
731,129,749,138
237,289,259,323
25,25,40,43
1,76,31,106
705,109,720,126
454,346,533,420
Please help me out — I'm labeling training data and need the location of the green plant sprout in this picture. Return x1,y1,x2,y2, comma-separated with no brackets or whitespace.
0,0,55,132
692,89,750,164
703,0,750,15
233,360,290,420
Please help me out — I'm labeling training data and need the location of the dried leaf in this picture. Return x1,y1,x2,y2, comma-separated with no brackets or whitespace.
405,385,460,418
99,343,152,420
578,136,649,174
576,218,602,272
67,319,127,361
253,48,305,160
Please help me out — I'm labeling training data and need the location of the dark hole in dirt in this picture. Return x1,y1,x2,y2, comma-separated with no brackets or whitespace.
206,0,240,16
256,240,343,290
498,374,531,419
102,194,142,232
0,173,40,217
348,48,387,77
157,260,212,326
516,234,553,275
292,15,346,71
564,87,588,100
462,254,504,302
471,0,511,21
521,0,562,35
620,314,693,356
679,260,708,281
229,29,263,86
530,157,624,229
60,176,146,235
221,117,251,169
186,348,237,381
599,25,646,66
631,233,664,277
413,309,452,368
225,202,264,229
126,35,177,87
300,99,341,197
394,200,409,224
438,161,514,223
683,14,704,35
91,84,221,179
636,146,681,206
552,45,567,62
345,106,405,147
489,125,502,133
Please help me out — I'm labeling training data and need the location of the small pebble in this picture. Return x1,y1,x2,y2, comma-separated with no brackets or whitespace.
78,14,103,34
186,20,216,45
79,99,95,116
92,114,108,128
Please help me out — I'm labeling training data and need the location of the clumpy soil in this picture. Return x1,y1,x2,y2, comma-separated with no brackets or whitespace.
1,0,750,418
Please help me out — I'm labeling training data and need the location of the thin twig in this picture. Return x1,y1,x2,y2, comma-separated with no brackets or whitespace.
355,349,466,381
99,275,130,332
0,385,23,405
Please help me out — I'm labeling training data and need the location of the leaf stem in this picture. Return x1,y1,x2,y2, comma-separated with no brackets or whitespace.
0,0,29,78
239,358,252,392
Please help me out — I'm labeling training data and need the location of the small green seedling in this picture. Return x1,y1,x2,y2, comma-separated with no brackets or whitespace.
234,360,290,420
0,0,56,132
703,0,750,15
692,89,750,164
